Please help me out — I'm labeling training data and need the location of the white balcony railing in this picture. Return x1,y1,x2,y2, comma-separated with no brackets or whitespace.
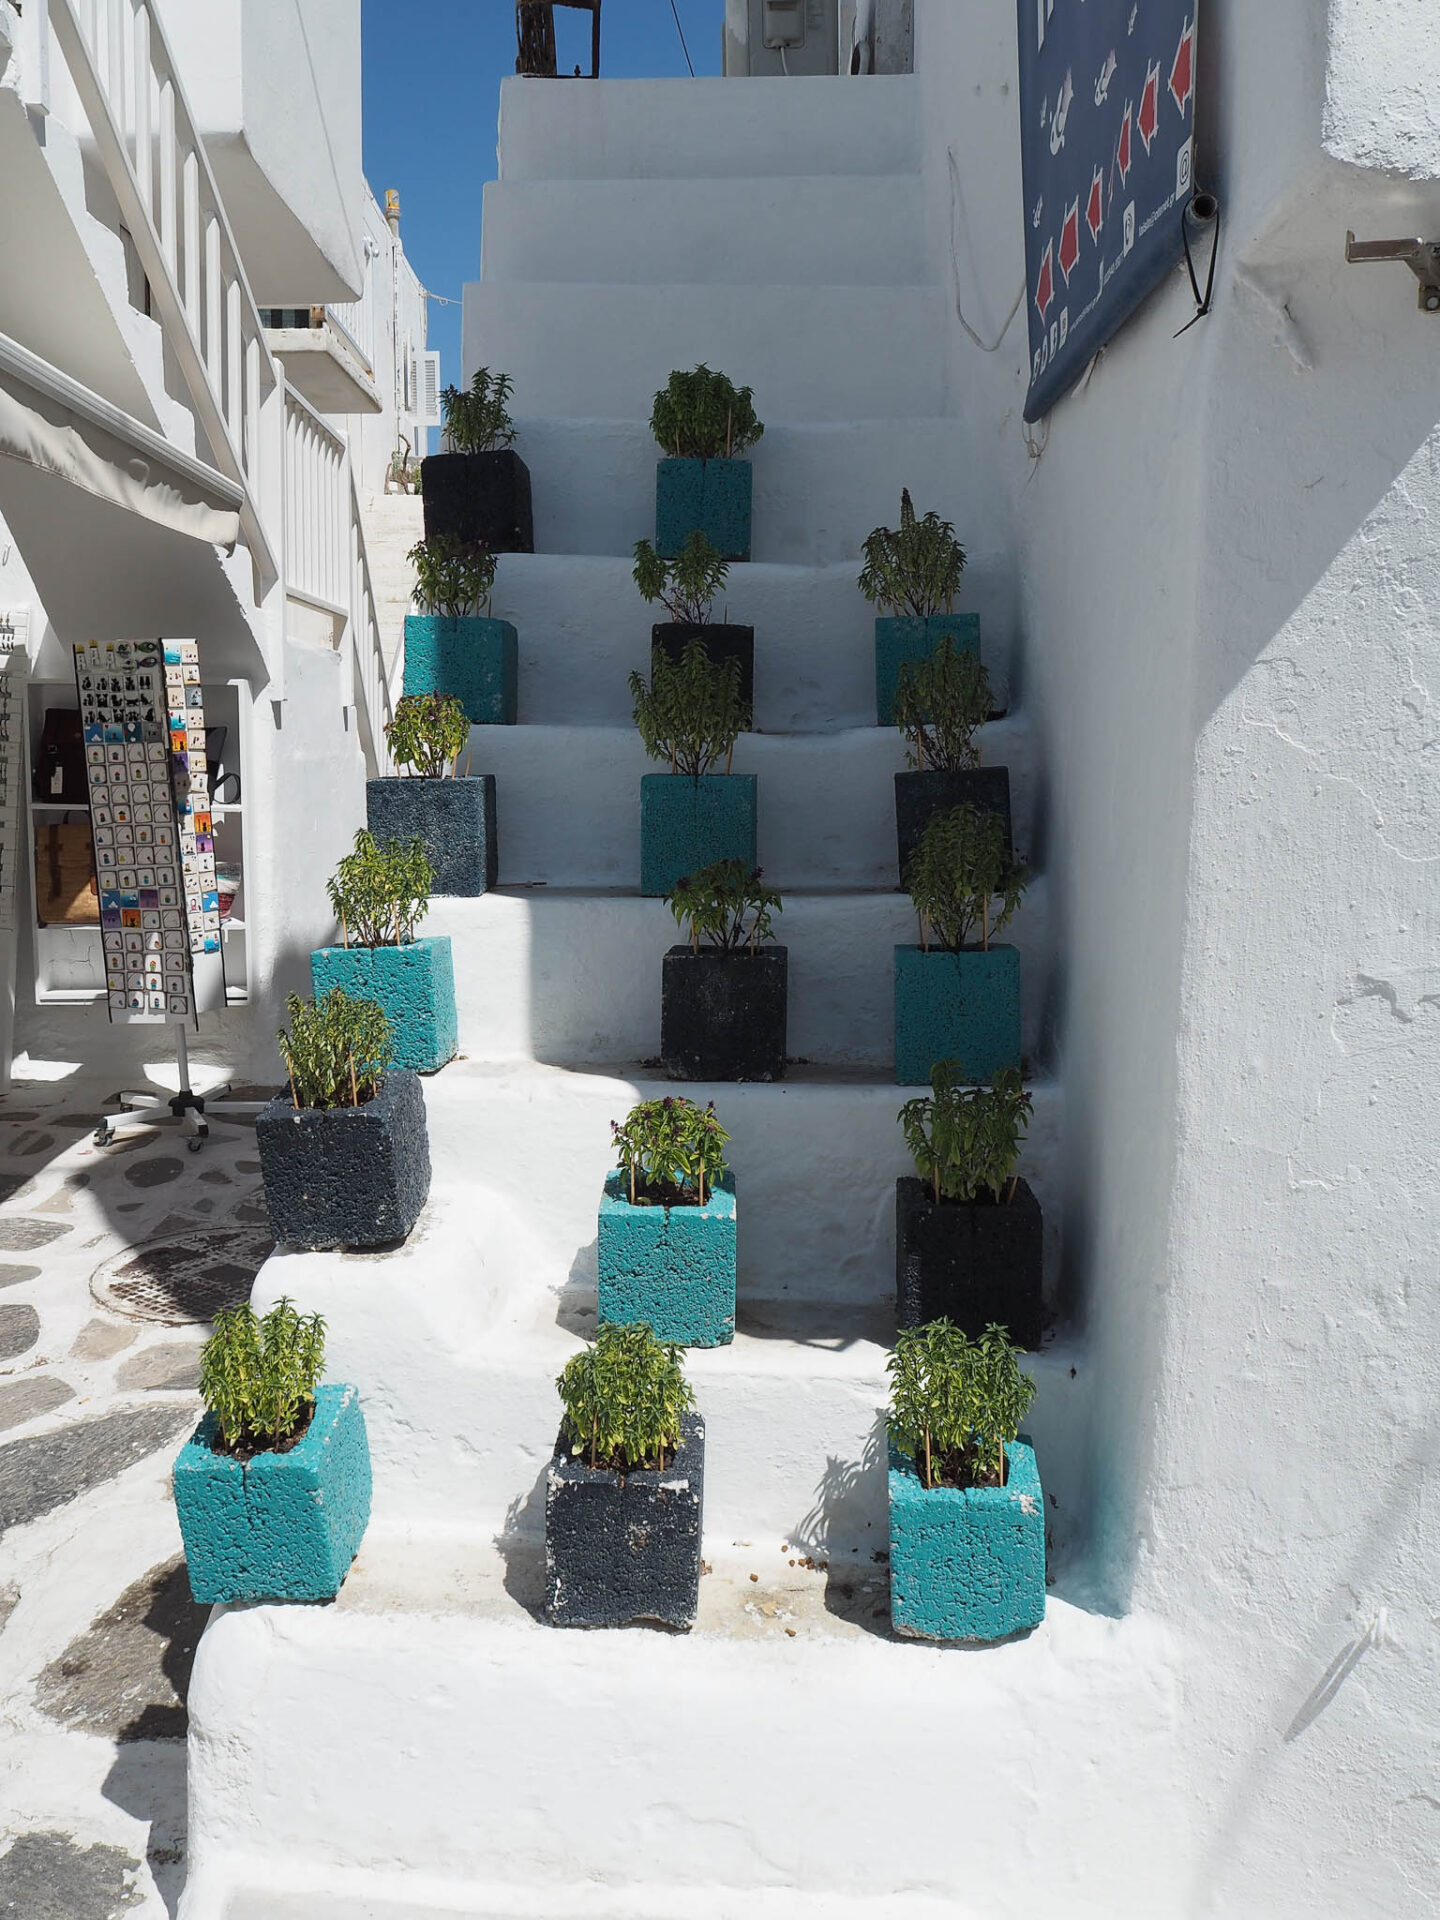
45,0,400,776
284,384,397,776
48,0,280,592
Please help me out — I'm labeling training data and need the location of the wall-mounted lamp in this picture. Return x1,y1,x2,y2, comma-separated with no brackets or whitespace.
1345,230,1440,312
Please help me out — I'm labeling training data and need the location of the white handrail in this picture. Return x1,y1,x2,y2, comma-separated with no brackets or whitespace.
47,0,280,592
283,384,398,778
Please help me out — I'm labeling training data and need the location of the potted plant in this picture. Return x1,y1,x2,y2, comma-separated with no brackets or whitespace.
545,1321,704,1630
860,490,979,726
630,641,754,896
310,828,457,1073
174,1297,372,1604
893,640,1011,880
886,1319,1044,1641
420,367,532,552
257,988,431,1248
661,860,786,1082
598,1096,735,1347
403,536,517,726
634,530,754,709
895,1064,1041,1344
895,803,1027,1086
652,364,764,562
368,693,497,897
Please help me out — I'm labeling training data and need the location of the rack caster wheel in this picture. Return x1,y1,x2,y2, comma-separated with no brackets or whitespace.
93,1126,114,1148
188,1135,206,1154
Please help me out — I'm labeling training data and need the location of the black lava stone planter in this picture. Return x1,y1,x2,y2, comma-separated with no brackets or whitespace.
652,623,755,711
660,946,787,1082
367,775,497,896
895,1175,1042,1346
895,768,1013,884
257,1072,431,1251
420,450,534,553
544,1411,705,1630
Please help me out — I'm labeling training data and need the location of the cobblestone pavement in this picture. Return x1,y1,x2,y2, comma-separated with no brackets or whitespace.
0,1078,272,1917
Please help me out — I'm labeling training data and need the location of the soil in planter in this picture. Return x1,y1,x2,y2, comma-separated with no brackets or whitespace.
661,945,787,1082
909,1441,1008,1492
652,624,755,711
208,1400,316,1464
619,1175,706,1210
895,767,1013,882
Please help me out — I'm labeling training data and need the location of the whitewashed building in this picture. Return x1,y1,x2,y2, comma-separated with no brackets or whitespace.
0,0,432,1083
3,0,1435,1914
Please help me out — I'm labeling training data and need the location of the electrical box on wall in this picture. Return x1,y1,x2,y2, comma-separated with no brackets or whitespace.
725,0,839,75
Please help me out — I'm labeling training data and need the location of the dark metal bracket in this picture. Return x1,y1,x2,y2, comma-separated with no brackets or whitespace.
1345,230,1440,312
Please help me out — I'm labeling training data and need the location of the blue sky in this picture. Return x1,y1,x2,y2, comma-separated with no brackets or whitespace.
361,0,721,392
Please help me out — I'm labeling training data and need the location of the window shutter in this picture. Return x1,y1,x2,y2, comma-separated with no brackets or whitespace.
419,350,443,428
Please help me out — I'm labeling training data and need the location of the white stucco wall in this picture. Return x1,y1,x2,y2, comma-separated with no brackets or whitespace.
153,0,364,304
915,0,1440,1903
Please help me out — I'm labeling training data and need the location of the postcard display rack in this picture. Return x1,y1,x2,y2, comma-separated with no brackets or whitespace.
0,636,28,1085
73,638,226,1022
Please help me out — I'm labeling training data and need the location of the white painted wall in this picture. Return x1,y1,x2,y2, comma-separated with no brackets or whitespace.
152,0,364,304
914,0,1440,1906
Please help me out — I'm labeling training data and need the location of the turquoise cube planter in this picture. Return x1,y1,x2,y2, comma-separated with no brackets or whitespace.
656,457,753,561
640,773,757,897
894,943,1020,1085
888,1436,1045,1642
875,612,981,726
597,1170,736,1347
403,614,517,725
174,1384,372,1604
310,935,457,1073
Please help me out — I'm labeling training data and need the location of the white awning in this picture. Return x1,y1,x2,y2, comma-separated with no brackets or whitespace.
0,330,242,549
0,331,268,678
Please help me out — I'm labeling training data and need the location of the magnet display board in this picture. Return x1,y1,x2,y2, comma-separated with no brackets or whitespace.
1018,0,1199,421
74,639,225,1023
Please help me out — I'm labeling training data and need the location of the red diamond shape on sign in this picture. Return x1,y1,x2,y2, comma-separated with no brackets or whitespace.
1035,239,1054,321
1170,17,1195,115
1058,200,1081,284
1138,62,1160,152
1117,103,1133,183
1086,168,1104,242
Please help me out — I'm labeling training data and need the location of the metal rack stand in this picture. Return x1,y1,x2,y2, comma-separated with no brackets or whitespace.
94,1023,263,1153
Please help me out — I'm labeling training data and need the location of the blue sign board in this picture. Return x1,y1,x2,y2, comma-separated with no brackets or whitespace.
1017,0,1199,421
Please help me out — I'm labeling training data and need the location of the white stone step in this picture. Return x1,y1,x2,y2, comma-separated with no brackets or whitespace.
463,281,945,424
496,73,922,182
462,726,1038,889
428,888,1050,1070
490,554,1018,729
250,1062,1070,1543
481,175,927,289
183,1557,1185,1920
511,417,1008,575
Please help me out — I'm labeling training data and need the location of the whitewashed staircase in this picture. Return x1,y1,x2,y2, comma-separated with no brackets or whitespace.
180,77,1188,1920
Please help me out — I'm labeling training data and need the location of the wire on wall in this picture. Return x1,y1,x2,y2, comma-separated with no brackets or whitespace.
948,147,1024,354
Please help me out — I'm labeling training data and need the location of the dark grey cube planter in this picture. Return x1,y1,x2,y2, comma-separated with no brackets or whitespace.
256,1071,431,1250
544,1411,705,1630
895,768,1013,884
367,776,497,896
895,1176,1043,1346
661,945,787,1082
652,623,755,711
655,457,751,561
421,449,533,553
